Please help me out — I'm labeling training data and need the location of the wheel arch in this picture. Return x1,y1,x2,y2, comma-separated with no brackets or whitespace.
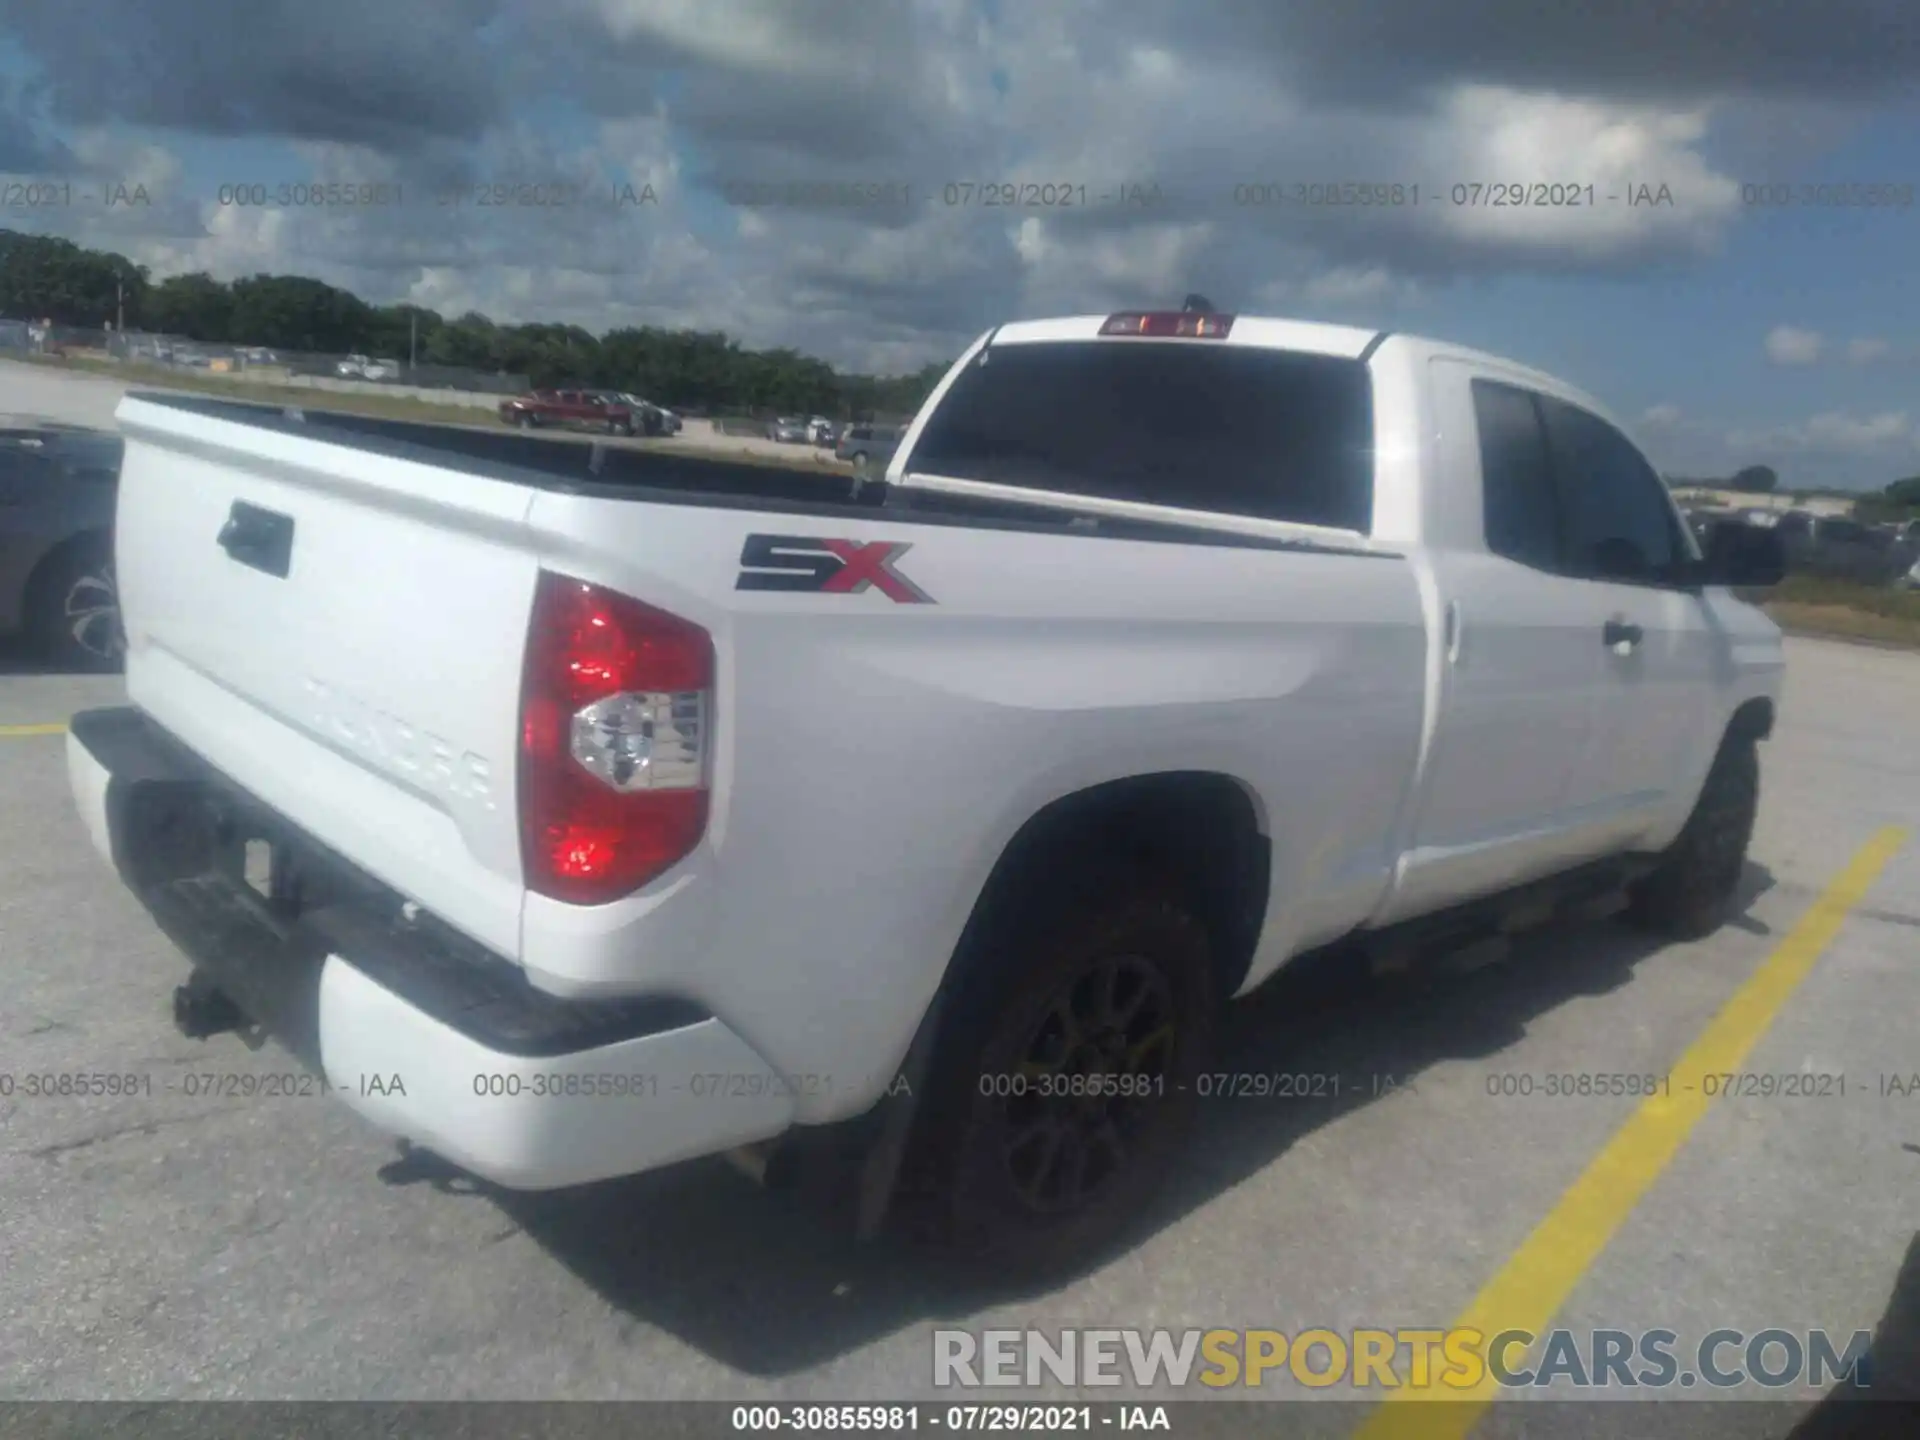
1726,695,1774,746
24,526,112,622
946,770,1273,1011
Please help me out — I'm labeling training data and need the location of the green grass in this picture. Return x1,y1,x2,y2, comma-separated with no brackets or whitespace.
1754,575,1920,648
1765,573,1920,620
17,352,503,428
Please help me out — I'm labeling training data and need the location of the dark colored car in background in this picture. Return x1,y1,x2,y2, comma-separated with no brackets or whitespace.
497,389,638,435
834,423,905,471
1775,512,1916,585
0,419,125,670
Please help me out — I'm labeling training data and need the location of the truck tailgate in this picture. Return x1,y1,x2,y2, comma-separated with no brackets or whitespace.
112,395,540,961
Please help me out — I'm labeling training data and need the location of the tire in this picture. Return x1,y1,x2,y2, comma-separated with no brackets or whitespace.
1627,734,1759,940
29,534,124,673
850,451,869,470
517,413,535,430
909,870,1218,1277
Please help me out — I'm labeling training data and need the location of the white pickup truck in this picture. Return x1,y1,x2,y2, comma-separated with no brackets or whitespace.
68,307,1788,1274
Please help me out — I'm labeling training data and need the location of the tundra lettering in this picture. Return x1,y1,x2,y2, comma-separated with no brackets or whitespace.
303,676,495,808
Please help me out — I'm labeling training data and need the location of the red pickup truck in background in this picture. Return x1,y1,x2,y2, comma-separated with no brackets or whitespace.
497,389,637,435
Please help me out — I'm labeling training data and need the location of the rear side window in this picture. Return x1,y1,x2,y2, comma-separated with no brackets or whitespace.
1471,380,1560,571
906,341,1375,531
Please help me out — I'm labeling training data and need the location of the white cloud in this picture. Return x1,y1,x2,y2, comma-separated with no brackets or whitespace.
1642,403,1683,425
1419,88,1740,261
1764,325,1824,365
1803,410,1913,451
1301,266,1422,308
1726,410,1914,456
0,0,1899,376
1846,336,1892,365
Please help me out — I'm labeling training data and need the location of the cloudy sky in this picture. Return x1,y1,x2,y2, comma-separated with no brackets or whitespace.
1,0,1917,487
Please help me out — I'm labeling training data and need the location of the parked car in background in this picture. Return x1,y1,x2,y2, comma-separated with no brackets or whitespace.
1681,508,1725,544
768,416,809,443
497,390,638,435
835,423,905,471
807,417,837,445
0,419,125,670
612,394,681,436
334,355,399,380
1775,512,1913,585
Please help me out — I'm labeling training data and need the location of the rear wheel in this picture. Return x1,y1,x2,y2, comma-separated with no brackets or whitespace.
1627,734,1759,939
910,871,1217,1277
517,413,536,430
29,534,124,672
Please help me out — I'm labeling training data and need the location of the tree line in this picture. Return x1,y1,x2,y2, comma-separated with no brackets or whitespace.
0,228,949,417
1667,464,1920,521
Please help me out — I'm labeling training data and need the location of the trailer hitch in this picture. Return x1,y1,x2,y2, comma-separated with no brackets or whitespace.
171,970,248,1041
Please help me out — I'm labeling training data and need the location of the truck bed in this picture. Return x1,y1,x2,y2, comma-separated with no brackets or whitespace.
134,393,1385,559
106,384,1431,1129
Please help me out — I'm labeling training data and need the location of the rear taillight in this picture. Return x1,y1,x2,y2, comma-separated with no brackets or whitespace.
519,571,713,904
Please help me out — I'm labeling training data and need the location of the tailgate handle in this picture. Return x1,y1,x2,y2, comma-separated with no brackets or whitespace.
217,501,294,578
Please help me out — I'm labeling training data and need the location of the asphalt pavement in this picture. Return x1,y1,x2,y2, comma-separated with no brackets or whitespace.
2,636,1916,1424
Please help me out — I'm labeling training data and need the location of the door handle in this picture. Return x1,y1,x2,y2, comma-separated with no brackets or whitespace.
217,500,295,578
1602,618,1643,650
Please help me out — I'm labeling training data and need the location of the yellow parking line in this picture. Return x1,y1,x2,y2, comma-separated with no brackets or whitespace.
1352,825,1909,1440
0,722,67,737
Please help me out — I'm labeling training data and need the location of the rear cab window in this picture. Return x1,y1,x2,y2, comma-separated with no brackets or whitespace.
904,340,1376,532
1472,379,1560,571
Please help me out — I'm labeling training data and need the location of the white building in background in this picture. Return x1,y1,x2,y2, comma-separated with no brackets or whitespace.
1670,485,1857,518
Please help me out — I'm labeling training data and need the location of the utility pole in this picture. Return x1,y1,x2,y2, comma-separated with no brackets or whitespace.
116,276,124,334
409,311,417,374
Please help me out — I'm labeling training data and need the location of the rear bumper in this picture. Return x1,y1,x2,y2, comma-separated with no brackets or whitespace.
66,706,795,1190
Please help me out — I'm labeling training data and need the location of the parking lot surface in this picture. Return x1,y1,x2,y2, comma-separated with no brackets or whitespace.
1,631,1914,1426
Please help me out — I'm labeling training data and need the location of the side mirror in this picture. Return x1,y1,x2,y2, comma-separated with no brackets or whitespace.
1699,519,1787,588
